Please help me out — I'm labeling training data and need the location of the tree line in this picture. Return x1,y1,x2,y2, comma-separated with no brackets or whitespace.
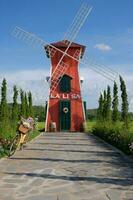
0,78,34,135
97,76,129,129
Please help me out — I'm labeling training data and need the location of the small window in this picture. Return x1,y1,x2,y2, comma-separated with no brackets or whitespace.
59,75,72,93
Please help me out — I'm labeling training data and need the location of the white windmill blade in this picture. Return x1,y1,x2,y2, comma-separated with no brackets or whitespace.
12,1,92,58
47,2,92,91
11,26,77,58
86,64,116,82
12,26,119,82
12,26,46,48
63,1,92,44
81,54,119,81
86,57,118,77
12,1,93,92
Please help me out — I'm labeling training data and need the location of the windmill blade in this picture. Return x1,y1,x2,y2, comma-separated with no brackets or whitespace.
12,26,46,48
12,1,93,92
12,26,119,82
81,55,119,81
86,64,116,82
63,2,92,44
47,2,92,91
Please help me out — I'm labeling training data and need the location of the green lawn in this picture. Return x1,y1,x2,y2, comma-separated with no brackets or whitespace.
86,121,96,132
28,122,45,141
86,120,133,133
36,122,45,130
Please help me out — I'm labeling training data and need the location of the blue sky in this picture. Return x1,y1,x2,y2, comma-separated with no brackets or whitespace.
0,0,133,109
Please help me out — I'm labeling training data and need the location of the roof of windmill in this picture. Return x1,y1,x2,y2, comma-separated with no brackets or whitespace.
45,40,86,59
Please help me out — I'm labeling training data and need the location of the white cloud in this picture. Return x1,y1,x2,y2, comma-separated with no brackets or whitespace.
94,43,112,51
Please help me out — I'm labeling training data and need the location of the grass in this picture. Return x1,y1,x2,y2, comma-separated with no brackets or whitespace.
36,122,45,130
28,121,45,141
86,121,96,132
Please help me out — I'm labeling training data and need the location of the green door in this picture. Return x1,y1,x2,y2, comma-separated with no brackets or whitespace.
60,100,71,131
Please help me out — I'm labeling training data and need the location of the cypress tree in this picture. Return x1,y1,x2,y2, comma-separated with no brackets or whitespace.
97,93,104,121
0,79,8,131
103,90,107,120
28,91,34,117
120,76,129,128
20,89,26,117
112,82,119,122
24,92,29,118
106,85,112,122
12,85,19,123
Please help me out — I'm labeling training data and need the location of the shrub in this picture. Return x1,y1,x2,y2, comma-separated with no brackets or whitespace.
92,122,133,155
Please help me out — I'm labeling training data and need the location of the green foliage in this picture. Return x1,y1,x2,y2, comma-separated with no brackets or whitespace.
93,78,132,155
120,76,129,128
106,85,112,122
0,79,9,135
87,110,97,120
28,130,41,141
12,85,19,124
20,89,26,117
0,80,38,158
24,92,29,118
97,93,104,121
86,121,96,132
0,79,8,121
37,122,45,130
33,105,46,121
97,86,112,123
102,90,107,120
92,122,133,155
112,81,119,122
28,91,34,117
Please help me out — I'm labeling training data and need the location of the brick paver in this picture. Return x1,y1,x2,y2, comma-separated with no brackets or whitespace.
0,132,133,200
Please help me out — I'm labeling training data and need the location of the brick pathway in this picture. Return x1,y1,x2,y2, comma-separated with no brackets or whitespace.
0,132,133,200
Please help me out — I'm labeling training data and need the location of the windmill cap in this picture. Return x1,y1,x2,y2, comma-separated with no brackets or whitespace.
45,40,86,59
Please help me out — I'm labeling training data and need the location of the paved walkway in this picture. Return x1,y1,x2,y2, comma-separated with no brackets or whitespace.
0,132,133,200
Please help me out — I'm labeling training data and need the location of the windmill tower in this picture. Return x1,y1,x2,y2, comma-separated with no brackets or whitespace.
12,1,119,132
45,41,86,132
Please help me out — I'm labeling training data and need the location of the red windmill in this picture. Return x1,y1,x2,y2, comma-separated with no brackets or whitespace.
12,1,119,132
45,40,86,131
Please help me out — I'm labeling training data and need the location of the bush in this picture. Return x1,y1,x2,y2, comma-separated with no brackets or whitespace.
92,122,133,155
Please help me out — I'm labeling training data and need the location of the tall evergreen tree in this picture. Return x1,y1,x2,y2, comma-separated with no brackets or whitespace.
28,91,34,117
20,89,26,117
102,90,107,120
12,85,19,122
120,76,129,128
97,93,104,121
112,82,119,122
0,79,8,130
24,92,29,118
106,85,112,122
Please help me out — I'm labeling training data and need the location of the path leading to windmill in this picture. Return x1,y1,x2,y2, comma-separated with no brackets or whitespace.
0,132,133,200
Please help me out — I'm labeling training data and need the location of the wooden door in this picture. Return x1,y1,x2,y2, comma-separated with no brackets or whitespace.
60,100,71,131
